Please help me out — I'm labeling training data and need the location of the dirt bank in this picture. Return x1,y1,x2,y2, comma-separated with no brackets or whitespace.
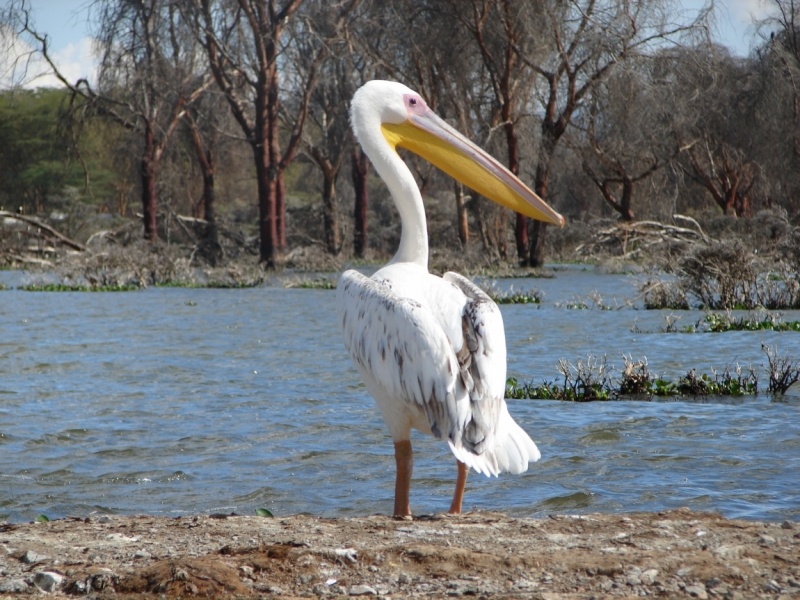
1,509,798,599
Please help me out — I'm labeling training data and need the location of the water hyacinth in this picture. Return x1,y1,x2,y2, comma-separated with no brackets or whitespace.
504,349,800,400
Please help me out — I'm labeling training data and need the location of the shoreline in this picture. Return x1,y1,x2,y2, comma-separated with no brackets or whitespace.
2,508,798,598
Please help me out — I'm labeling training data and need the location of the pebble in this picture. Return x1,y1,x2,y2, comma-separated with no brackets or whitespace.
781,520,795,530
20,549,48,564
134,549,151,559
349,584,377,595
686,583,708,599
0,579,29,593
33,571,64,592
640,568,659,585
759,534,776,545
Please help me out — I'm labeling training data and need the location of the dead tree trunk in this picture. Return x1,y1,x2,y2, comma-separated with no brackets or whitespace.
140,123,158,241
352,147,369,258
186,112,218,244
454,181,469,246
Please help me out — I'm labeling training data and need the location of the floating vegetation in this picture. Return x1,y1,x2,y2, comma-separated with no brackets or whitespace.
285,278,337,290
0,282,7,291
505,348,797,401
479,280,541,304
701,312,800,333
155,280,263,289
20,283,139,292
651,311,800,334
490,289,541,305
555,291,614,310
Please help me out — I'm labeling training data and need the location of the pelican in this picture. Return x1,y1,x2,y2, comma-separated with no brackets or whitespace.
338,80,564,518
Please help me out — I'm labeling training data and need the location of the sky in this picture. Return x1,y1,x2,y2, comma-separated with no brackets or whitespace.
1,0,778,90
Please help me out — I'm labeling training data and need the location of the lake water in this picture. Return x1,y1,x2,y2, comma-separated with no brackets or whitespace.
1,267,798,523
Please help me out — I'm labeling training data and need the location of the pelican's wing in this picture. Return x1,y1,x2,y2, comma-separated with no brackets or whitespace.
443,272,540,474
337,270,460,441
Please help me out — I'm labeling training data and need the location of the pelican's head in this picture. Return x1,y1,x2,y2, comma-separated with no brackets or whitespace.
351,80,565,226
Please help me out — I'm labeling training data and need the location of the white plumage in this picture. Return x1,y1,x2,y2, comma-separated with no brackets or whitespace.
337,81,563,517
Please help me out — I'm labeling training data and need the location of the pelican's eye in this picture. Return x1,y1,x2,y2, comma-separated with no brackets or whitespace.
404,93,427,116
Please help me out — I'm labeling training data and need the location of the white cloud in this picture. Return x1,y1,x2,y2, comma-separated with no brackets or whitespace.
0,30,98,90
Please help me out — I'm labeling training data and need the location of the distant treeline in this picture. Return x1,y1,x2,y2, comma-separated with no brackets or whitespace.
2,0,799,267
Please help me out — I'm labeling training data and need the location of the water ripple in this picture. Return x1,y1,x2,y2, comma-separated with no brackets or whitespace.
0,274,798,523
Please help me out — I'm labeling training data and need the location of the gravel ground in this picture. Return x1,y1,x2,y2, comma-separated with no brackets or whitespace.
1,508,799,599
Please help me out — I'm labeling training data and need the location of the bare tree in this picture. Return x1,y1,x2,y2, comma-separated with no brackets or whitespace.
27,0,209,242
461,0,538,263
299,2,365,256
516,0,703,266
186,0,358,267
683,134,760,217
354,0,480,253
580,66,680,221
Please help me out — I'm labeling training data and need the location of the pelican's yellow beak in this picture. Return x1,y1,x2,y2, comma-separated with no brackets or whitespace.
381,110,565,226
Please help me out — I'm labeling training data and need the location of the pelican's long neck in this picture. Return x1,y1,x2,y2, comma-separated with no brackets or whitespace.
356,128,428,268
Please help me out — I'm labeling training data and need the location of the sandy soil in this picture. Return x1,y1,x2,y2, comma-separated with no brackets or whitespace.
1,508,798,599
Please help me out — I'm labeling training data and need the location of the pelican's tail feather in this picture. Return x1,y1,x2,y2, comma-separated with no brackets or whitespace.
448,403,540,477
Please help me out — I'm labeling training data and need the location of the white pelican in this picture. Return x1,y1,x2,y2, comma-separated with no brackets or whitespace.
338,80,565,518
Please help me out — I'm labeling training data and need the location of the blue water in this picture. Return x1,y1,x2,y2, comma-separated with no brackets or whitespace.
1,267,798,523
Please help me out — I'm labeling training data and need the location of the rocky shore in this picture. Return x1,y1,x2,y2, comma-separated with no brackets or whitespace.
1,509,798,599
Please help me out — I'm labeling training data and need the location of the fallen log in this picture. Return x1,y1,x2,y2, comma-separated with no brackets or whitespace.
0,211,89,252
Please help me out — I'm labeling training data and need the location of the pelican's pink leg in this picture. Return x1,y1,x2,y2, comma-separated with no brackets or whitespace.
393,440,413,517
448,460,469,514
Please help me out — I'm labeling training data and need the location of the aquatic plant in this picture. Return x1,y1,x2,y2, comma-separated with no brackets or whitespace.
762,344,800,395
20,283,139,292
490,289,541,304
506,353,769,401
555,354,613,401
676,366,758,396
701,312,800,333
285,278,337,290
480,280,541,304
639,277,690,310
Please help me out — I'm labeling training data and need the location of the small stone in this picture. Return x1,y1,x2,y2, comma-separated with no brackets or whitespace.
759,534,776,545
686,584,708,599
640,569,659,585
299,574,314,584
134,549,151,559
240,565,254,578
20,549,48,564
312,583,329,596
0,579,29,593
398,573,412,584
349,584,377,595
34,571,64,592
627,574,641,586
724,591,744,600
781,520,795,530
